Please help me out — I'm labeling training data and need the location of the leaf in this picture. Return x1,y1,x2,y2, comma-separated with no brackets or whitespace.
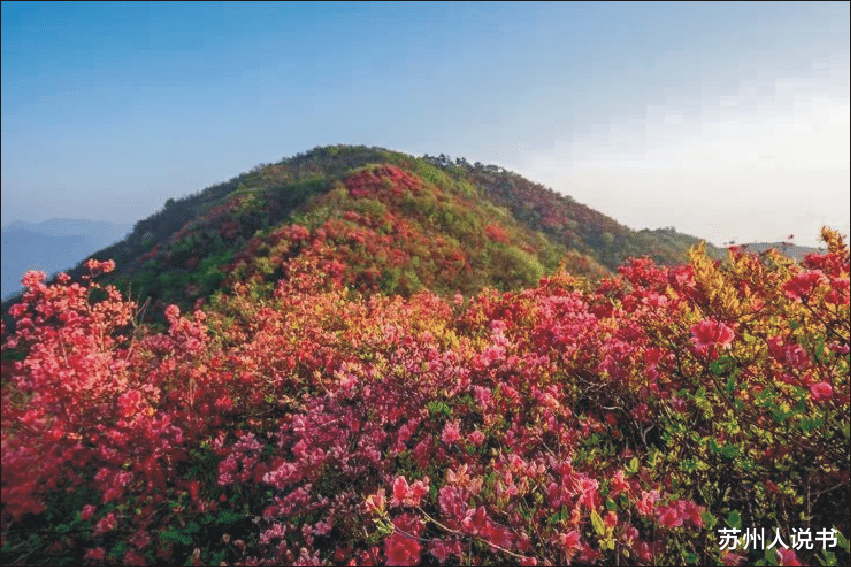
680,457,698,473
627,457,639,475
727,510,742,529
820,549,837,566
590,509,605,536
720,444,739,459
184,522,201,534
710,356,735,376
702,510,717,530
726,374,736,394
764,543,778,566
216,510,241,525
109,541,128,557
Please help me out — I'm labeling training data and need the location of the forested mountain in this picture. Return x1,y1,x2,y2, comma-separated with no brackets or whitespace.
1,145,725,323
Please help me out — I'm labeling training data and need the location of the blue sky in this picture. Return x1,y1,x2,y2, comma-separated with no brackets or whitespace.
2,1,848,248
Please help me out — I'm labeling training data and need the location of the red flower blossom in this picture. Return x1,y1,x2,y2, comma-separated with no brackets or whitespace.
810,380,834,402
391,476,410,508
658,505,683,528
558,530,582,561
636,490,660,517
690,318,735,350
783,270,826,301
21,270,46,289
776,548,802,566
84,547,107,565
441,419,461,445
385,533,421,566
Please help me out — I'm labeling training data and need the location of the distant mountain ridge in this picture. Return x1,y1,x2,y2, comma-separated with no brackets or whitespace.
3,218,132,238
732,241,828,262
1,218,132,300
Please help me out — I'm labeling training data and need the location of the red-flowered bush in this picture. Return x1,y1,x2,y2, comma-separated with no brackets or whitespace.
2,229,849,566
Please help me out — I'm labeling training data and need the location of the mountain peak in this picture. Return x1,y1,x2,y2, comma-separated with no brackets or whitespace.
2,145,725,317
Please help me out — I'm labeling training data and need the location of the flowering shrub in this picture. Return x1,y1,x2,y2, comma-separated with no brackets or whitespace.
2,229,849,565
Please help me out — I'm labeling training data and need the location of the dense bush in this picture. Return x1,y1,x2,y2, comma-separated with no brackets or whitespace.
1,229,848,566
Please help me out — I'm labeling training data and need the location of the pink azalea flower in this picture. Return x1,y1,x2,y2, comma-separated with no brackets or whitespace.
810,381,834,402
560,530,582,558
468,430,485,447
658,505,683,528
610,469,630,496
636,490,660,517
365,488,386,513
391,476,410,508
442,420,461,445
80,504,96,521
385,532,421,566
690,318,735,350
84,547,107,565
783,270,826,301
776,548,802,566
21,270,46,289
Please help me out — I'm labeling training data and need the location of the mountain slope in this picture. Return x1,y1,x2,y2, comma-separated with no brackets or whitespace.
2,145,725,320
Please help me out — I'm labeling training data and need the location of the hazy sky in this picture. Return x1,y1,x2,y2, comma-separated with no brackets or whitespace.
2,1,849,248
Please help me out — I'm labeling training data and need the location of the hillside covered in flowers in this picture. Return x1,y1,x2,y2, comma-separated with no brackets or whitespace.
1,145,848,566
2,145,725,329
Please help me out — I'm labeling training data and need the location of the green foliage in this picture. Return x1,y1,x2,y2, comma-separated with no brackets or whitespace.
488,245,544,291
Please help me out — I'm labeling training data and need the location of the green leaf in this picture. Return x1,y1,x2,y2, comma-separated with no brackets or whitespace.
547,509,568,526
709,438,720,454
184,522,201,534
626,457,639,475
110,541,128,558
216,510,241,525
726,374,736,394
764,544,778,565
727,510,742,530
590,509,605,536
820,550,837,566
720,444,739,459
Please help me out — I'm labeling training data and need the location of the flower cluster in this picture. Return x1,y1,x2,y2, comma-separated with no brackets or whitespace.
2,228,849,566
